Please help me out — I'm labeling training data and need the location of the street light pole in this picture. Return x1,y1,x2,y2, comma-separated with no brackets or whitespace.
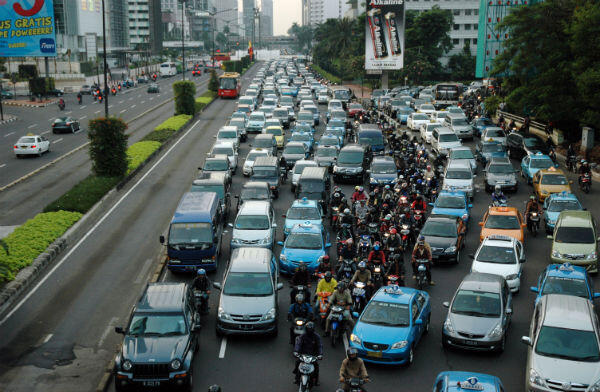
181,0,186,80
212,15,215,68
101,0,109,117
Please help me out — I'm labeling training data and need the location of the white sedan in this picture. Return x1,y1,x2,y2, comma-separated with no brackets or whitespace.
420,122,442,144
407,113,430,131
14,134,50,157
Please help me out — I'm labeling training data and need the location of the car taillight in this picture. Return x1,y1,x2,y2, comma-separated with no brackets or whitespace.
31,145,36,148
14,145,18,149
52,123,55,127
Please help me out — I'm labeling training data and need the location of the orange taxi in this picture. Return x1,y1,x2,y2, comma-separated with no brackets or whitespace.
532,167,572,202
479,206,526,243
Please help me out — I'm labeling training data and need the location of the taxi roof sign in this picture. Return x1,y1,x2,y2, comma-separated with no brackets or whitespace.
559,262,574,272
458,377,485,390
383,285,404,295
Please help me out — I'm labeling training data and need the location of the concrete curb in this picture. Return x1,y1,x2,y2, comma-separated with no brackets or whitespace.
0,116,17,125
5,100,57,107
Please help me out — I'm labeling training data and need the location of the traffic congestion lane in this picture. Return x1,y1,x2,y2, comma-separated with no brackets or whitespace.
0,72,211,187
0,65,260,392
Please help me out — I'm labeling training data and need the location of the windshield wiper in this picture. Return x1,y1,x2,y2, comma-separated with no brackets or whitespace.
160,331,184,336
453,310,488,317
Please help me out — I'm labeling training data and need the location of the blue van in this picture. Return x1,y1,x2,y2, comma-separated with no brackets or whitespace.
160,192,222,272
357,124,385,155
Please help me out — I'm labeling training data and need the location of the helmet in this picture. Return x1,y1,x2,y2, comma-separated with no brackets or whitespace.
344,208,351,214
346,238,353,245
427,165,431,170
374,242,381,251
416,195,422,201
355,186,360,191
295,293,305,303
495,185,501,192
358,261,367,269
341,197,347,203
305,321,315,333
359,186,364,192
337,282,346,291
417,179,422,185
581,159,586,164
324,271,332,281
334,192,340,198
208,386,222,392
390,228,397,235
197,269,206,276
385,185,390,190
347,348,358,359
418,235,425,244
385,214,392,221
530,195,535,200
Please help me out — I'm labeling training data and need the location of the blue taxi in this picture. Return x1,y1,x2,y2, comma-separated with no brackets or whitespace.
542,191,583,232
396,106,414,124
349,286,431,365
530,263,600,306
278,223,331,275
318,133,343,150
326,119,346,138
293,122,316,134
433,371,505,392
520,152,556,184
290,131,315,153
430,191,472,222
475,141,507,165
283,199,324,237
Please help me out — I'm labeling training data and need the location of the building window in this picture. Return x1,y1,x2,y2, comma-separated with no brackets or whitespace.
474,9,479,15
472,38,477,45
464,9,471,15
453,24,459,30
453,38,460,45
453,9,460,15
465,24,471,30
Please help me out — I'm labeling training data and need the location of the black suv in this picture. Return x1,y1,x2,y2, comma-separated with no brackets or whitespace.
333,144,370,184
114,283,199,391
506,132,548,160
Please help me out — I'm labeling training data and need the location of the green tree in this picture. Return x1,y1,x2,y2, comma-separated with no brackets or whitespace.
88,118,129,177
208,69,219,93
173,80,196,115
288,23,313,53
447,41,476,81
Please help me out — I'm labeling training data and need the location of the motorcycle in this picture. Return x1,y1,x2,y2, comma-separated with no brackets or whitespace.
329,305,346,347
371,265,385,291
580,173,591,193
330,206,339,227
492,198,508,207
58,101,65,111
351,281,367,313
567,155,578,173
337,258,355,283
193,289,209,315
357,235,372,258
548,146,557,164
344,378,367,392
295,353,321,392
291,285,311,304
367,222,380,242
292,317,308,341
528,211,540,237
415,259,429,290
413,210,425,230
315,292,332,329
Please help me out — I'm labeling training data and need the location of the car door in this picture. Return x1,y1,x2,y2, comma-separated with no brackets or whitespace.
532,171,541,196
502,281,512,328
411,297,423,343
521,156,530,175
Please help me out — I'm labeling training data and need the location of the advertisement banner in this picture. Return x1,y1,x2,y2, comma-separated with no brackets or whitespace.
365,0,405,70
0,0,57,57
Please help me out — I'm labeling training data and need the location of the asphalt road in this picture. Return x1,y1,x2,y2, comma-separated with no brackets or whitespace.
1,62,598,392
0,72,214,226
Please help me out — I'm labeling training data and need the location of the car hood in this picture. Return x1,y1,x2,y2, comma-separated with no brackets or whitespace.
539,185,571,195
423,236,456,250
530,353,600,385
471,260,519,278
431,207,467,219
444,179,473,188
371,173,397,182
122,335,188,362
285,219,322,231
486,173,517,184
439,141,462,149
316,157,336,165
232,228,271,241
553,242,596,255
248,121,264,127
482,151,507,160
282,248,325,263
353,321,409,344
220,294,274,315
450,313,499,336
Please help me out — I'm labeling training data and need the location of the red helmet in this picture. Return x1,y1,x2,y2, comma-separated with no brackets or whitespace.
390,228,397,235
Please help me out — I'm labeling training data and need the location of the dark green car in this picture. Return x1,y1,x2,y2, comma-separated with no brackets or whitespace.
147,83,160,93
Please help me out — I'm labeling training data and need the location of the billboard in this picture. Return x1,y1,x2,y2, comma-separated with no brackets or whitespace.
365,0,405,70
0,0,57,57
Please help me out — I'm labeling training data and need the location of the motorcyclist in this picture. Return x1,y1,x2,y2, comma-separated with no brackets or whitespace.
351,186,368,203
491,185,506,205
314,271,337,316
208,385,221,392
579,160,592,186
339,238,355,260
384,228,402,252
339,348,369,392
290,262,311,302
288,293,313,344
382,185,394,201
367,242,386,268
354,199,369,221
325,282,354,336
315,255,334,275
387,253,406,285
191,269,211,314
350,261,373,299
293,321,323,385
525,195,542,231
411,236,434,285
58,98,65,110
411,195,427,212
77,92,82,104
340,208,355,227
424,165,435,181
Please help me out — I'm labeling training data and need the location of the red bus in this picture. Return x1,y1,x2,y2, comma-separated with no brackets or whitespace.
218,72,241,99
212,54,231,61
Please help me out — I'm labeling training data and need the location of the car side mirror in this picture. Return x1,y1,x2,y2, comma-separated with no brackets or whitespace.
530,286,539,293
234,195,240,199
414,319,423,325
442,301,450,308
521,336,532,346
546,235,553,239
594,293,600,299
191,324,201,332
277,282,284,290
277,241,284,246
213,282,222,290
272,223,277,228
325,242,332,248
506,308,512,315
115,326,125,335
228,223,234,228
198,167,202,170
159,235,165,244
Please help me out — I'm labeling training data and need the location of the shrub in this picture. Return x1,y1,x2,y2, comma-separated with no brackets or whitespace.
208,69,219,92
142,114,192,143
44,176,120,214
127,141,161,173
0,211,82,282
484,95,503,117
88,117,129,177
173,80,196,115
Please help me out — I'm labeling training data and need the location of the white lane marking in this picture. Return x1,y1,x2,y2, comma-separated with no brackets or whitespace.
141,101,145,104
43,333,53,344
0,164,6,168
80,115,87,120
4,131,15,137
52,138,63,144
128,97,133,101
108,105,113,108
95,110,101,114
118,100,124,104
219,337,227,359
48,118,54,122
131,105,136,109
98,317,119,347
65,111,72,114
134,258,154,284
343,332,349,352
120,109,126,114
149,97,153,101
80,105,87,109
28,124,37,129
0,117,204,326
41,131,50,135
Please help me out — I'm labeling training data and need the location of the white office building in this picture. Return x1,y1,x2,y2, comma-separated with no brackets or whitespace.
306,0,352,26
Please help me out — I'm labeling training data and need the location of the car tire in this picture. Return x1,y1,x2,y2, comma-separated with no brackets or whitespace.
52,130,57,134
185,371,193,392
496,335,506,353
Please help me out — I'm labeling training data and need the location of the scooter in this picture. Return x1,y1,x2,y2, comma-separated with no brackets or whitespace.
315,292,331,329
329,305,346,347
580,173,591,194
337,259,355,283
292,317,307,341
295,353,321,392
344,378,367,392
528,211,540,237
371,265,385,291
357,235,372,258
351,281,367,313
193,289,209,315
415,259,429,290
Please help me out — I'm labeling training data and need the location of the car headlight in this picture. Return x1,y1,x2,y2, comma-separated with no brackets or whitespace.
122,359,132,371
218,307,232,320
170,359,182,371
487,322,503,339
506,273,519,281
552,250,561,258
529,368,546,387
588,379,600,392
261,308,276,321
391,340,408,350
443,317,454,333
332,166,339,173
587,251,597,260
259,236,271,245
356,167,363,172
445,246,457,254
280,254,287,261
350,334,362,345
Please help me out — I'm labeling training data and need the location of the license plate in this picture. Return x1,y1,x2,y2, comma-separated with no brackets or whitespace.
464,340,478,346
21,146,27,149
367,351,382,358
143,381,160,387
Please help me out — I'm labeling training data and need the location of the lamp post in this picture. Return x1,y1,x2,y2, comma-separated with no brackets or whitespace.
101,0,109,117
181,0,186,80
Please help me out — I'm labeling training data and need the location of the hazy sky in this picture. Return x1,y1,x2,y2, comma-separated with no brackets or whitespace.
273,0,301,35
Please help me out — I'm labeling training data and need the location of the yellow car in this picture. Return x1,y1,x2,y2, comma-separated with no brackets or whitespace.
533,167,572,202
264,126,284,148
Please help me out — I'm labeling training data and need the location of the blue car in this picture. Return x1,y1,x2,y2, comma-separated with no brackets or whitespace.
430,191,472,222
319,133,343,150
472,117,495,137
396,106,414,124
283,198,324,237
281,86,298,97
349,285,431,365
278,223,331,275
520,152,556,184
475,141,507,165
369,156,398,189
247,111,266,133
293,122,316,134
542,191,583,232
433,371,505,392
290,131,315,153
530,263,600,306
326,120,346,139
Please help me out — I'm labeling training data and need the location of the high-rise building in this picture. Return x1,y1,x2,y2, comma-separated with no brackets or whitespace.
301,0,310,26
243,0,255,42
260,0,273,38
129,0,163,54
216,0,237,33
306,0,352,26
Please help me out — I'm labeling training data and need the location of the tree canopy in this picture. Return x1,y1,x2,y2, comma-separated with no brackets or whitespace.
288,23,314,54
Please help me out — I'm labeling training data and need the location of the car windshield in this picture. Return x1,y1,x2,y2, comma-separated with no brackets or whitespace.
358,135,384,146
285,146,306,155
440,134,459,142
372,162,397,174
329,102,342,110
414,114,429,120
263,99,276,106
332,111,346,119
288,207,320,220
541,174,568,185
486,130,504,137
436,196,465,209
555,226,595,244
548,199,581,212
235,214,270,230
524,138,544,149
451,290,501,317
421,221,456,238
338,151,364,164
239,98,253,105
250,114,264,121
18,137,36,143
220,78,237,90
485,214,521,230
445,170,471,180
204,160,228,171
212,147,234,156
316,148,337,157
360,301,410,327
477,118,494,126
482,144,504,153
190,184,224,198
477,245,516,264
329,120,345,128
298,113,313,122
292,134,311,142
535,326,600,362
266,128,282,136
489,164,514,174
230,120,245,128
219,131,237,139
541,276,589,298
333,90,350,100
531,158,553,169
241,186,269,200
223,272,273,297
421,105,435,111
252,168,278,178
286,232,322,249
274,109,287,117
127,313,186,336
448,108,464,114
299,180,325,193
247,151,268,161
452,118,469,126
169,222,213,245
399,109,412,115
451,150,474,159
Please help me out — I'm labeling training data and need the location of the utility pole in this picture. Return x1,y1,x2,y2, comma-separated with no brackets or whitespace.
101,0,109,117
181,0,186,80
212,13,215,68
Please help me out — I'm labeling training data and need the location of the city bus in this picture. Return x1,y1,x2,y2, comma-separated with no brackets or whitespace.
433,83,461,109
159,62,177,77
218,72,241,98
